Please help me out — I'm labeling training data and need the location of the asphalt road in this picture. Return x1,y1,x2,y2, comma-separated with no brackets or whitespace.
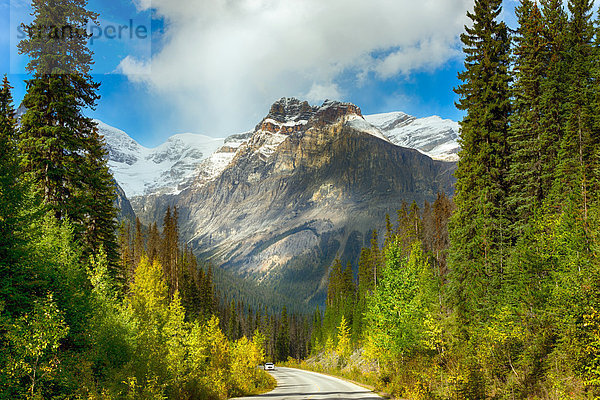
231,367,382,400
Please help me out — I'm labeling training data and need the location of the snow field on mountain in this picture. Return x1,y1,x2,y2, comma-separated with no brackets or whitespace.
100,106,460,199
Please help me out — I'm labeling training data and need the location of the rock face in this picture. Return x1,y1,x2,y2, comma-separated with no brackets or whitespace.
130,98,456,305
114,181,136,223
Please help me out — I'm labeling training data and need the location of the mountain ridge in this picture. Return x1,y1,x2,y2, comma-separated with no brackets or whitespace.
101,98,460,200
117,98,456,305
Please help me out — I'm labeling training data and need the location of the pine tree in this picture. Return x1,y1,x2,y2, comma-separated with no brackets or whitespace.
594,8,600,187
422,193,454,276
326,258,343,308
539,0,568,201
81,130,118,266
227,299,237,340
133,217,145,267
432,194,453,276
396,202,421,255
0,77,24,267
0,76,34,313
383,214,393,249
161,206,180,295
357,247,373,297
203,264,215,316
276,306,290,361
180,247,202,321
172,207,180,292
17,0,118,266
369,230,381,287
117,221,133,288
557,0,596,222
508,0,547,230
450,0,512,324
147,222,160,263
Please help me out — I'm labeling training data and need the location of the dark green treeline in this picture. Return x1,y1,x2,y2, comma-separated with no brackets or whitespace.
312,1,600,398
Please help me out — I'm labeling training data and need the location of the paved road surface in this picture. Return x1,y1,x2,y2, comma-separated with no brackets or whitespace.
231,367,382,400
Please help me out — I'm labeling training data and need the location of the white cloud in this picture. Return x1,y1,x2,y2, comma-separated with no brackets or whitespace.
121,0,472,136
116,55,151,76
305,83,342,104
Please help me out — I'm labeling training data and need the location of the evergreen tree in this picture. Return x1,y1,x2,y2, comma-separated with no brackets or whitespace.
383,214,393,249
180,248,202,321
0,77,23,267
205,264,216,315
422,193,454,276
450,0,512,325
357,247,373,297
133,217,145,266
354,248,373,342
276,306,290,361
117,221,133,289
310,307,323,350
326,258,344,308
0,76,33,313
508,0,547,230
17,0,118,266
161,206,180,295
147,222,160,263
81,131,119,266
396,202,421,256
227,299,238,340
558,0,596,222
369,230,382,287
539,0,568,200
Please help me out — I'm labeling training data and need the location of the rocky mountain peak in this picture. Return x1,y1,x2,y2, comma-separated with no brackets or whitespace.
115,99,458,305
257,98,363,135
313,100,362,125
266,97,315,123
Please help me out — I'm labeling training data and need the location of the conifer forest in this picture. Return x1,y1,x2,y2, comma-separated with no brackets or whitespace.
4,0,600,399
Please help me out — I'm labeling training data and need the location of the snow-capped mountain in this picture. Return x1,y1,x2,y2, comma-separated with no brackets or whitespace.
97,120,226,198
364,112,460,161
99,100,460,201
126,98,456,305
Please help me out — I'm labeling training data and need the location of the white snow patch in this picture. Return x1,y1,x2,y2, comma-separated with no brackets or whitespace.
345,115,392,143
364,112,460,161
97,119,225,197
263,118,309,128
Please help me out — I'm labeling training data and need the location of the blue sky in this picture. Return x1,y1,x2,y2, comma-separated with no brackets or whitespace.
1,0,522,147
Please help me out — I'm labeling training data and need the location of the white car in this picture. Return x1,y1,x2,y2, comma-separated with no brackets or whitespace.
264,362,275,371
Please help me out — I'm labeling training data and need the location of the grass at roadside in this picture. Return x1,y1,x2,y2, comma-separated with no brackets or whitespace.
230,369,277,398
249,370,278,396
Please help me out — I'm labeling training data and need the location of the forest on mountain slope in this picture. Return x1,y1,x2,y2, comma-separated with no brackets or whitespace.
5,0,600,399
298,0,600,399
0,0,289,398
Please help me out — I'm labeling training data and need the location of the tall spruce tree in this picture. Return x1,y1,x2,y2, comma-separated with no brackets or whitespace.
17,0,118,267
508,0,546,230
450,0,512,324
161,206,180,295
0,77,23,266
133,217,144,267
539,0,568,202
558,0,596,222
276,306,290,361
0,76,35,313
